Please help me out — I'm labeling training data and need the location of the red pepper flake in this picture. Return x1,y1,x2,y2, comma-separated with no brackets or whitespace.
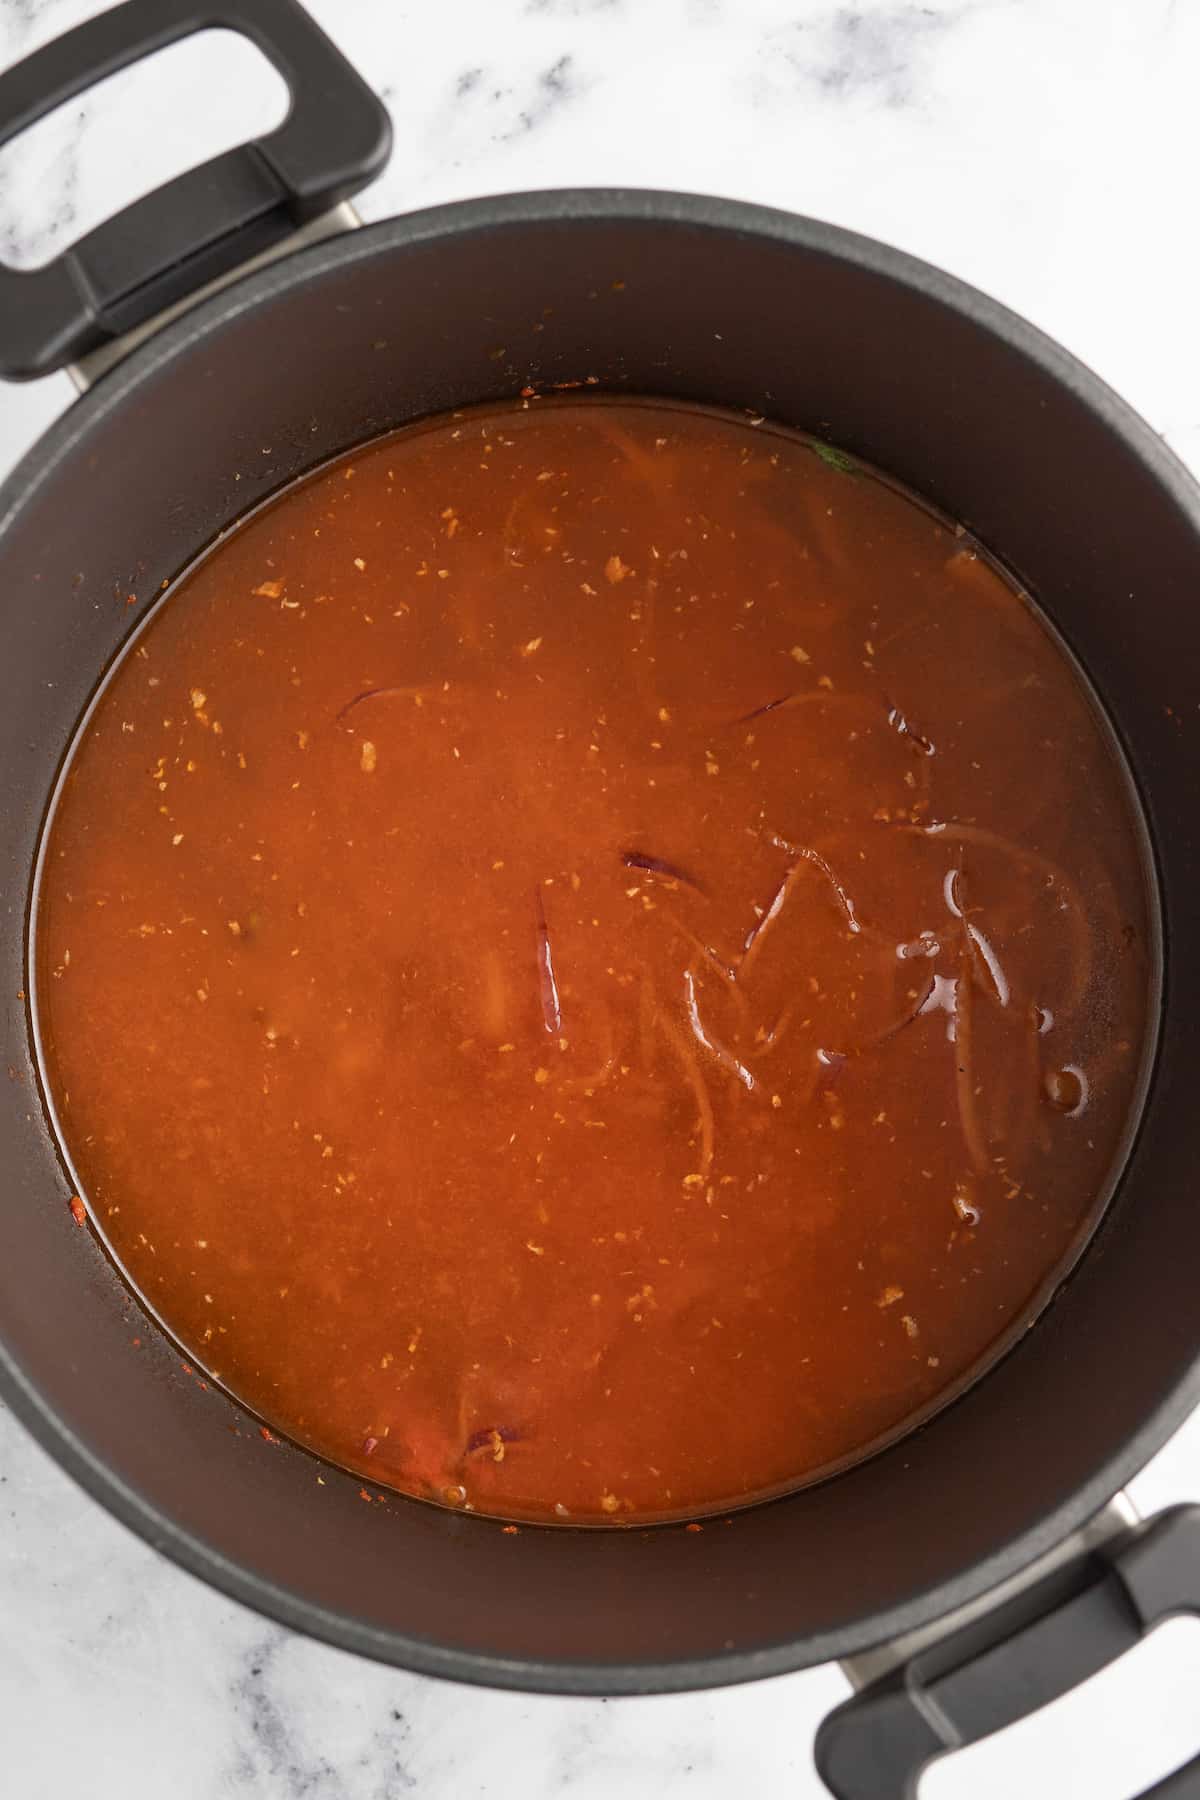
502,1524,520,1534
685,1522,704,1533
125,592,138,607
180,1362,193,1376
68,1194,86,1227
358,1486,372,1502
131,1337,142,1348
520,384,538,398
363,1435,379,1456
259,1425,278,1444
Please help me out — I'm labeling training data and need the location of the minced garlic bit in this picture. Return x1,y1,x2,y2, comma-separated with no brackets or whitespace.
877,1285,904,1308
901,1314,919,1338
790,645,810,663
360,740,377,773
600,1492,620,1513
189,687,206,711
353,556,367,571
520,637,543,657
604,554,630,584
252,579,283,599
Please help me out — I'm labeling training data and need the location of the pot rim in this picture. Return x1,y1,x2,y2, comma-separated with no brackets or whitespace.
3,185,1199,1696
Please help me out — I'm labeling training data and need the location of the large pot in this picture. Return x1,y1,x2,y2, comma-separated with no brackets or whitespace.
2,3,1198,1793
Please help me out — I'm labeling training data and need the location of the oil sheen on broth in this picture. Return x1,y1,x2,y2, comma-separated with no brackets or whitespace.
36,399,1149,1526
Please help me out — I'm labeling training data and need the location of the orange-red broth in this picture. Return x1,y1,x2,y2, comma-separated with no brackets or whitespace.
36,399,1149,1524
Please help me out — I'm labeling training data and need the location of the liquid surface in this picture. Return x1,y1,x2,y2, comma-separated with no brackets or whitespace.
36,399,1149,1525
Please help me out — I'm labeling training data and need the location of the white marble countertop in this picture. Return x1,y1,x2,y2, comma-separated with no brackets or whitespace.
3,2,1200,1795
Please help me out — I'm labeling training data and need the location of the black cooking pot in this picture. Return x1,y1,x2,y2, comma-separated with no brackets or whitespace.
3,3,1199,1794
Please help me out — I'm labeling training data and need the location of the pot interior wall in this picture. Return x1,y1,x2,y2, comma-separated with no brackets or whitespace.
2,199,1198,1689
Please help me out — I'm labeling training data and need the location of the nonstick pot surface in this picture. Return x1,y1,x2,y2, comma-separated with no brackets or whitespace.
2,192,1198,1693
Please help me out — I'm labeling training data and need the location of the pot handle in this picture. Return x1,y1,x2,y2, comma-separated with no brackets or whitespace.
0,0,391,381
815,1504,1200,1799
